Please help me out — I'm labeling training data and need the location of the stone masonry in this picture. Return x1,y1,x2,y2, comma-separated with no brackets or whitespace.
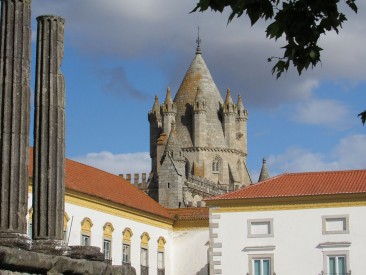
148,44,252,208
0,0,32,249
32,15,69,254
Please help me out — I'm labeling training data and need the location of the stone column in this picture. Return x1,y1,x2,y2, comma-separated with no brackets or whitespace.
32,15,69,255
0,0,32,249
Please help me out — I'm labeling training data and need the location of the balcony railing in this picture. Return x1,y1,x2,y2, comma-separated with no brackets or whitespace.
319,272,351,275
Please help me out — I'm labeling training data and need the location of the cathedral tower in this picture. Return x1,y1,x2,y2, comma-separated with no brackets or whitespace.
148,43,251,207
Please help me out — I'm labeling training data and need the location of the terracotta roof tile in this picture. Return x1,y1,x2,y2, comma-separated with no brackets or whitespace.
28,149,172,220
168,207,209,221
206,170,366,201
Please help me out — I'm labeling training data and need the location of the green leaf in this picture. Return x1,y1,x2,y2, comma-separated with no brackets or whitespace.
358,111,366,125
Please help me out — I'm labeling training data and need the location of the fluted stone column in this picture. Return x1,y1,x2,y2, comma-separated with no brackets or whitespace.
32,15,69,255
0,0,31,249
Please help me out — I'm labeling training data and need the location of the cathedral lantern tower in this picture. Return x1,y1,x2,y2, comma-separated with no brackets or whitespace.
147,39,252,207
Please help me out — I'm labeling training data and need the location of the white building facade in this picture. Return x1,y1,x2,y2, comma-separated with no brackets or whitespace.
27,153,210,275
206,170,366,275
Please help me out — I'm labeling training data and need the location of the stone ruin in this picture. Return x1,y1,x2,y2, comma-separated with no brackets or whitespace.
0,0,135,274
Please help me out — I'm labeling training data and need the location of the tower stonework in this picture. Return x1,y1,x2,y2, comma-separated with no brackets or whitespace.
32,15,68,254
0,0,31,249
148,47,252,208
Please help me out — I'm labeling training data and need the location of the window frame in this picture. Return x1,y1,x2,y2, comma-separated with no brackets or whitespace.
122,243,131,264
141,247,149,267
103,238,112,261
248,254,274,275
81,234,90,246
322,215,349,235
247,219,274,238
322,250,350,275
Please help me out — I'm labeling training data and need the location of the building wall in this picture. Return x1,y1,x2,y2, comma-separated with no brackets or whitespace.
211,205,366,275
27,194,173,275
170,229,209,275
26,192,210,275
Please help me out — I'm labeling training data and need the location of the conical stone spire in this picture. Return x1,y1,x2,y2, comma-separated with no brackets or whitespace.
258,158,270,182
164,122,184,161
223,88,236,114
237,94,248,119
148,95,161,122
152,95,160,113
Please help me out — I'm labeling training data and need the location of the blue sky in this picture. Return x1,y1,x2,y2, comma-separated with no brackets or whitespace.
29,0,366,181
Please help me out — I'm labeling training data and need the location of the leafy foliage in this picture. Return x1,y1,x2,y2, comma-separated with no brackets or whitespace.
192,0,357,78
192,0,365,125
359,111,366,125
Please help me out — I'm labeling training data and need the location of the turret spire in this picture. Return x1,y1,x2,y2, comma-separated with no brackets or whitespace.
152,95,160,113
196,26,202,54
258,158,270,182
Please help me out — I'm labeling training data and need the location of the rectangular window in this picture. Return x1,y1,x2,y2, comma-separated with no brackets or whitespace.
323,251,349,275
329,255,346,275
123,244,131,264
248,219,273,238
157,251,165,269
81,234,90,246
322,215,349,234
253,259,270,275
104,239,111,260
141,248,148,267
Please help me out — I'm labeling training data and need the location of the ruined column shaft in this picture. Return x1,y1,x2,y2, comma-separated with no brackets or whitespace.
0,0,31,241
32,15,65,241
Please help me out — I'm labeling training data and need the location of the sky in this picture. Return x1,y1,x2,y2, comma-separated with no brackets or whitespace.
28,0,366,182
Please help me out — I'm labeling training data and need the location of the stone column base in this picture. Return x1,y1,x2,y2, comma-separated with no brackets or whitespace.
69,245,105,262
0,232,31,250
32,239,70,256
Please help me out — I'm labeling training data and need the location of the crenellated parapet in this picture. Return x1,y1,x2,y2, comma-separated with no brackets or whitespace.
119,172,154,194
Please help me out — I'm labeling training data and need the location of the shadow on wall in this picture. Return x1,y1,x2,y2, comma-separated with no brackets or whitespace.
196,264,209,275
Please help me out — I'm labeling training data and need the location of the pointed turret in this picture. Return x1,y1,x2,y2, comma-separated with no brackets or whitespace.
223,88,237,148
164,122,183,160
148,95,161,122
162,87,176,134
236,94,248,154
193,86,207,147
223,88,236,114
258,158,270,182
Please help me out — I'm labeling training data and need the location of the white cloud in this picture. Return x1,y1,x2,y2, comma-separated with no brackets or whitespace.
31,0,366,108
71,151,151,175
267,134,366,175
292,98,352,129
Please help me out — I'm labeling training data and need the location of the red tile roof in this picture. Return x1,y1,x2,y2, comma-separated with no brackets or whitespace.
168,207,209,221
28,149,172,220
206,169,366,202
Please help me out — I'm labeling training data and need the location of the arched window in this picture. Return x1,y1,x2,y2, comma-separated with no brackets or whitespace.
157,237,166,275
122,228,133,265
63,212,70,242
103,222,114,261
212,156,221,173
140,232,150,274
81,217,93,246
